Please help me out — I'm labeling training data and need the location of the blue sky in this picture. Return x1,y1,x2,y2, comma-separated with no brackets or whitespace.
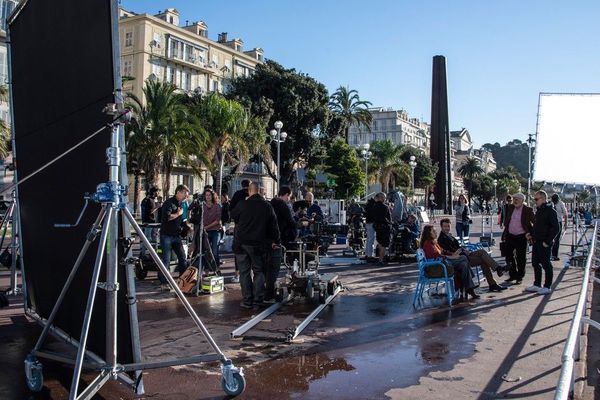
122,0,600,147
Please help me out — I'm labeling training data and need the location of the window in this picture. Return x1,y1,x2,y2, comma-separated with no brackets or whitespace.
180,71,191,91
123,60,132,77
153,32,161,47
211,53,219,67
212,80,219,92
166,66,174,83
183,175,193,193
225,59,232,70
258,54,264,62
125,31,133,47
373,121,378,131
152,63,162,79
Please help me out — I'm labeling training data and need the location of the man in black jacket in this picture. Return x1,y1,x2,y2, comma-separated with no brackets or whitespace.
228,179,250,283
267,186,297,302
372,193,392,265
159,185,189,291
365,198,376,260
229,179,251,214
230,183,281,308
437,218,507,292
525,191,560,295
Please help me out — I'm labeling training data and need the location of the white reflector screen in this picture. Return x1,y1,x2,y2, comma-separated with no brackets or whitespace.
534,93,600,185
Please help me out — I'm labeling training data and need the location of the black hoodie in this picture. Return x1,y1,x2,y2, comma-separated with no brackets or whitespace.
533,202,559,246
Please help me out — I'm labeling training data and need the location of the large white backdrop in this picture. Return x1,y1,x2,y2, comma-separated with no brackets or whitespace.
534,93,600,185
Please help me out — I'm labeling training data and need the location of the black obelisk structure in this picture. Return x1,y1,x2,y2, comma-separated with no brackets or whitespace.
430,55,452,214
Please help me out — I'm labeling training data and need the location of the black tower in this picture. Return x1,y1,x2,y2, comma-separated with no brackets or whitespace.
430,55,452,214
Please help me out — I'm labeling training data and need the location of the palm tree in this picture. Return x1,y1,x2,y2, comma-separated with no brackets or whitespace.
458,156,484,205
187,92,265,197
0,85,11,160
329,86,373,143
126,79,204,198
369,140,410,193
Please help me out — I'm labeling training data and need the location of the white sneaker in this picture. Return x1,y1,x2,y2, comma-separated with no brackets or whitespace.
537,287,551,295
230,276,240,283
524,285,541,293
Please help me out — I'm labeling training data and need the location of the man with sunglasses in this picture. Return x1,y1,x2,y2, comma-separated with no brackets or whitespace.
525,191,559,295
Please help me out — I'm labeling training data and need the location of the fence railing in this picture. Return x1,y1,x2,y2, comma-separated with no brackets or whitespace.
555,220,599,399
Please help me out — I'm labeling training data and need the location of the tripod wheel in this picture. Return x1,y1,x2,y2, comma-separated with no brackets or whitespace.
222,371,245,396
25,355,43,392
135,260,148,280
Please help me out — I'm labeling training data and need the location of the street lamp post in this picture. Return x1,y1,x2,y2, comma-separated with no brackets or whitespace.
361,143,372,199
526,133,535,203
409,155,417,198
270,121,287,195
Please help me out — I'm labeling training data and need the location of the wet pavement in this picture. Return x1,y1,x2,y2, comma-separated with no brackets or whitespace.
0,216,594,399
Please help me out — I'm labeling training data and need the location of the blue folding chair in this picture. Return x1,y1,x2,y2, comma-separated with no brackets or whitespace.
413,249,456,307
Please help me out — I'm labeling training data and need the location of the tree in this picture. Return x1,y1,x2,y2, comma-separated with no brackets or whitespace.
369,140,410,193
490,167,523,198
0,86,10,160
328,86,372,143
126,79,204,198
482,139,529,179
186,92,266,196
227,60,331,187
324,138,365,199
470,174,495,209
458,156,484,205
399,147,438,188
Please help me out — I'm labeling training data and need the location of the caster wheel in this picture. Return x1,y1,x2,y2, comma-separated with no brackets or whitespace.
222,371,246,397
24,355,43,392
318,291,326,304
135,260,148,280
275,288,284,302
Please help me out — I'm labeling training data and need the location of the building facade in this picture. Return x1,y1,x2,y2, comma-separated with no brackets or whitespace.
119,8,264,100
0,0,18,124
348,107,431,155
119,7,276,200
450,128,497,199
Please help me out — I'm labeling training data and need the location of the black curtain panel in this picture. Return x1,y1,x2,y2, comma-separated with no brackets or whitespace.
10,0,132,363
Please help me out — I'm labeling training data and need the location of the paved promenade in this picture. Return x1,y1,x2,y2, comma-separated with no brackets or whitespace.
0,215,597,399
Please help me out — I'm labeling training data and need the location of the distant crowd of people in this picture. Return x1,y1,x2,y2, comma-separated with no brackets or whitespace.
139,180,574,306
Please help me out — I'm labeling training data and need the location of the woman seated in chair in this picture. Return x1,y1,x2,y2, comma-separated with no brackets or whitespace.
420,225,480,301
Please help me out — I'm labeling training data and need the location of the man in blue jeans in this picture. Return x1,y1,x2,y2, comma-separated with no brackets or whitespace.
231,183,280,309
159,184,190,291
525,191,559,295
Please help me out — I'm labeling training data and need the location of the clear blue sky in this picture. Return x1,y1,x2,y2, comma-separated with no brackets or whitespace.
122,0,600,147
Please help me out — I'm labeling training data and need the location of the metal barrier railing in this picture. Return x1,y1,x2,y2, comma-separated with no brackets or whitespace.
555,220,599,400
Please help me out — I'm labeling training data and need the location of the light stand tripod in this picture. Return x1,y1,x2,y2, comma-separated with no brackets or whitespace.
24,108,246,399
0,192,24,296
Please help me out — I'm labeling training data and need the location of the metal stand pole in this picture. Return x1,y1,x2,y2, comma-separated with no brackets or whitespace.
69,207,113,399
193,200,205,296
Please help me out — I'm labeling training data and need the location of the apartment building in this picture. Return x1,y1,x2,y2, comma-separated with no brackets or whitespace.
119,7,276,198
348,107,431,155
119,8,263,99
0,0,18,124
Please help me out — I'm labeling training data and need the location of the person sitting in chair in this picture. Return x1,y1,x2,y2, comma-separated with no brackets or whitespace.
400,214,420,254
437,218,507,292
420,224,479,302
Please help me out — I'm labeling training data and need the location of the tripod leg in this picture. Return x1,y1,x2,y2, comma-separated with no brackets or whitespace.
0,202,14,250
32,206,107,352
69,206,113,400
123,207,227,358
